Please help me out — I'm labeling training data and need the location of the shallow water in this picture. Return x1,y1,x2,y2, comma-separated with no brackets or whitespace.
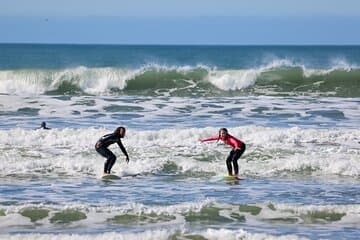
1,174,360,239
0,44,359,239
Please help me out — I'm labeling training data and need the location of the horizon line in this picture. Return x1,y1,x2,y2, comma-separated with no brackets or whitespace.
1,42,360,47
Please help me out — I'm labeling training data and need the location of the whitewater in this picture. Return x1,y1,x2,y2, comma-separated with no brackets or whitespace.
0,44,359,239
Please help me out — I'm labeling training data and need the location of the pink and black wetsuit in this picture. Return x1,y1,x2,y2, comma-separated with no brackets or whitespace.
201,134,246,175
201,134,245,149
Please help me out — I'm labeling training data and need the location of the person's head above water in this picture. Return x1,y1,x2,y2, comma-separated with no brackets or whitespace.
38,121,51,130
114,126,126,138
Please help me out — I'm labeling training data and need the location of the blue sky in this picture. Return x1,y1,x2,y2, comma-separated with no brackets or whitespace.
1,0,360,44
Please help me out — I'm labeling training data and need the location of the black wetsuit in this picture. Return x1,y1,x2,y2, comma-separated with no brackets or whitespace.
95,132,129,174
226,144,246,175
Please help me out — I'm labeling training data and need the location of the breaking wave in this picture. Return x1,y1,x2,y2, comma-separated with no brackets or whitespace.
0,60,359,97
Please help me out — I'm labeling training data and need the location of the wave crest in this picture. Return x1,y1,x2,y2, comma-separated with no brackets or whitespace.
0,60,359,97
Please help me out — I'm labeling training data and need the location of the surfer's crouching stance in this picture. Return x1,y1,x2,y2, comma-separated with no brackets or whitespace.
200,128,246,177
95,126,130,175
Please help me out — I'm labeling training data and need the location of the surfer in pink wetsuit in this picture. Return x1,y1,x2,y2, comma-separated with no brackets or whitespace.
199,128,246,177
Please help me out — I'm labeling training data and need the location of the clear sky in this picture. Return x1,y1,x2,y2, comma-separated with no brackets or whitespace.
1,0,360,44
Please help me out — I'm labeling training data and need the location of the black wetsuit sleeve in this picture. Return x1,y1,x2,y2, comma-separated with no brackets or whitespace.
117,140,129,157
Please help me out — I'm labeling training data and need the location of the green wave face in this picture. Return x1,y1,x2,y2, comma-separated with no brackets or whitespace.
1,67,359,97
255,68,360,97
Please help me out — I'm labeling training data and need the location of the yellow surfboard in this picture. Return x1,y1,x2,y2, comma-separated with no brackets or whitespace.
101,174,121,180
222,175,245,181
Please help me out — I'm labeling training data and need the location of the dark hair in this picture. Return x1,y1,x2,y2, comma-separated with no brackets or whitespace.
114,126,126,135
219,128,228,133
218,128,228,141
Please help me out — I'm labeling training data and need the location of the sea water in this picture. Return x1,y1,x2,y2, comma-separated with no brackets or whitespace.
0,44,359,239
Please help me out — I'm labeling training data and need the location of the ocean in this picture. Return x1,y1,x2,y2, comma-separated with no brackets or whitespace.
0,44,359,240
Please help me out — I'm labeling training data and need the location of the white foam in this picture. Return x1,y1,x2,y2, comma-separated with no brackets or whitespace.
275,202,360,215
0,228,309,240
274,202,360,226
206,58,360,91
0,125,359,177
0,66,143,95
0,198,212,214
202,228,308,240
0,70,48,95
1,200,359,236
0,214,32,230
0,199,214,232
0,230,173,240
207,69,259,90
206,59,291,90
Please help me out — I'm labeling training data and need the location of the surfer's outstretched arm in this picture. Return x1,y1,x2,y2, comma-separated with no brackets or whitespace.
199,136,219,142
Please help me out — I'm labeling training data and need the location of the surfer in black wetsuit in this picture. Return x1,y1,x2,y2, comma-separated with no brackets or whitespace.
95,126,130,175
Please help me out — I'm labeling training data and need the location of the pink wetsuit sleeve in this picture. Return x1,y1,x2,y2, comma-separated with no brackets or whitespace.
201,136,219,142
